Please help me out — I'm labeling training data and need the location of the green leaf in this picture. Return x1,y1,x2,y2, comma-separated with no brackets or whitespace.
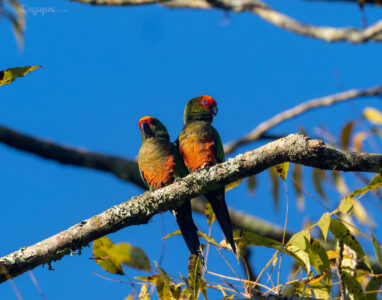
200,279,208,300
341,121,355,151
0,66,41,86
312,168,328,201
364,107,382,125
310,238,330,272
154,262,173,300
246,175,257,196
329,219,365,260
365,277,382,300
188,254,202,300
342,271,366,300
371,234,382,268
292,164,304,211
275,162,289,181
232,229,282,250
110,243,151,271
93,236,124,275
317,213,331,241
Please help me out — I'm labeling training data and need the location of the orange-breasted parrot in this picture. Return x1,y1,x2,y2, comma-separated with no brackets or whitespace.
177,96,237,254
138,116,203,261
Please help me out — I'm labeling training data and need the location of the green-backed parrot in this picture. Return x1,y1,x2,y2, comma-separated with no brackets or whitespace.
138,116,203,261
176,96,237,254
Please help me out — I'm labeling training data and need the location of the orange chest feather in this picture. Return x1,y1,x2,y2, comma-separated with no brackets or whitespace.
179,134,217,172
140,155,176,190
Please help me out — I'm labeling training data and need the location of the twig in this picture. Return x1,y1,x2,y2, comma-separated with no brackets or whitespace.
1,134,382,283
224,85,382,154
28,271,46,300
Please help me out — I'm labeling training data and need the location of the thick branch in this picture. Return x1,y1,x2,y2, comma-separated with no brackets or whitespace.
0,125,145,188
224,85,382,154
70,0,382,43
1,134,382,283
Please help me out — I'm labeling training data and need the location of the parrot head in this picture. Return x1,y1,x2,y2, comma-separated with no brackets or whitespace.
138,116,170,140
184,95,217,123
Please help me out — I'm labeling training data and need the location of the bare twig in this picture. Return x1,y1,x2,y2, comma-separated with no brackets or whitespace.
1,134,382,283
69,0,382,43
224,85,382,154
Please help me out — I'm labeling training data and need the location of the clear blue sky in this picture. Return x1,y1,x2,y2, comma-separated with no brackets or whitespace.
1,0,381,298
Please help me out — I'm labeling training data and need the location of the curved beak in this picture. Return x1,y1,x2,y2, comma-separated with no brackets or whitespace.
211,104,218,116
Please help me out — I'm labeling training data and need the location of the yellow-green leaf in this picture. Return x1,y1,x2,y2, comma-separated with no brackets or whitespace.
124,293,135,300
162,230,181,240
270,167,280,210
205,202,215,226
364,107,382,125
0,66,41,86
225,178,243,192
353,132,368,152
317,213,331,241
275,162,289,181
353,201,375,228
312,168,328,201
247,175,257,196
287,229,310,250
200,279,207,300
292,164,304,211
371,234,382,268
341,121,355,151
339,196,353,214
139,284,150,300
329,219,365,258
231,229,282,250
349,174,382,198
110,243,151,271
198,232,219,247
154,262,173,300
188,254,202,300
342,271,366,300
93,236,124,275
332,170,349,195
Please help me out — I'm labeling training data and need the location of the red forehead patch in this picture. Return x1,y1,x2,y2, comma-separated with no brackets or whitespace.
200,95,217,106
138,116,156,130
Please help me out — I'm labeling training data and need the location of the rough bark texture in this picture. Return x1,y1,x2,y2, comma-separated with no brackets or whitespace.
1,134,382,283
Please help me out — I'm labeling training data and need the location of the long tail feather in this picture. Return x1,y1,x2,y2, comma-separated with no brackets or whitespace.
204,189,237,254
173,201,204,264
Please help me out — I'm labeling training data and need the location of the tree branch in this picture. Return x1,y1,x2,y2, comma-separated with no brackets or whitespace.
0,125,145,188
1,134,382,283
224,85,382,154
70,0,382,43
0,124,290,243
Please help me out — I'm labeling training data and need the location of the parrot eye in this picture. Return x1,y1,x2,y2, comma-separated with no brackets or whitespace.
202,100,208,105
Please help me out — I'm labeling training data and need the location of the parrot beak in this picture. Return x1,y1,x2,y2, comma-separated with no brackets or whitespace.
211,104,218,116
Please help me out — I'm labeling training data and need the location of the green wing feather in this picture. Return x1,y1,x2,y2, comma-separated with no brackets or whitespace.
173,143,189,178
212,126,225,163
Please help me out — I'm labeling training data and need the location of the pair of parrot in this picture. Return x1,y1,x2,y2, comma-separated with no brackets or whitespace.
137,96,236,262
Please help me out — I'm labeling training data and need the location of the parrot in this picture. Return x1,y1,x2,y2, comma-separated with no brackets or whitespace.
137,116,204,262
176,96,237,254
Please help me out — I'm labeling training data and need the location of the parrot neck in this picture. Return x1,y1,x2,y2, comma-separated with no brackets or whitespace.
184,113,213,124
